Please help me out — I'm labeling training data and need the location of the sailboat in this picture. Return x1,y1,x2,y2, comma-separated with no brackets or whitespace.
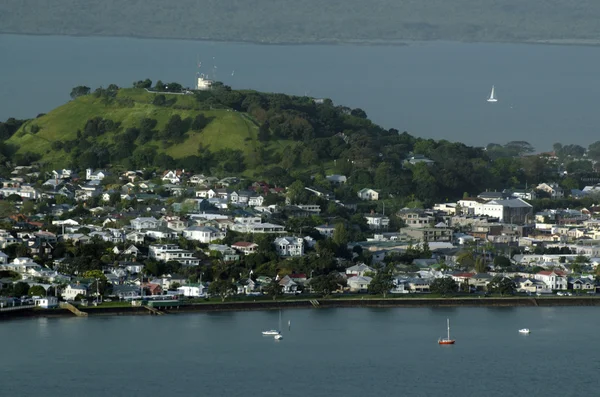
262,310,282,336
487,85,498,103
274,311,283,340
438,318,455,345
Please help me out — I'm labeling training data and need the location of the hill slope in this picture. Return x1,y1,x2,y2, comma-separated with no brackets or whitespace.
11,89,251,156
8,88,299,174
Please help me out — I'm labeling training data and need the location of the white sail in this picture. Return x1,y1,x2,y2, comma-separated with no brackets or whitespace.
487,85,498,102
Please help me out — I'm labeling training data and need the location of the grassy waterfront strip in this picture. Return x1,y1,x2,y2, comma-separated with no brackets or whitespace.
2,295,600,321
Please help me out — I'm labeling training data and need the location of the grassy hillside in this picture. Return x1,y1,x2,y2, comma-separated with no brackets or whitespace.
3,0,600,44
8,88,296,172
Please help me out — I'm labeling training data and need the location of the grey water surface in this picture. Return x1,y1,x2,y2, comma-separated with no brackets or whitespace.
2,307,596,396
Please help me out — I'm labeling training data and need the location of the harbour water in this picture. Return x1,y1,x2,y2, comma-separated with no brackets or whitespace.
2,34,600,150
2,307,597,396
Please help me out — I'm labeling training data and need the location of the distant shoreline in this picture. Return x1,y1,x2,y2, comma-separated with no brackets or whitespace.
2,297,599,321
3,31,600,48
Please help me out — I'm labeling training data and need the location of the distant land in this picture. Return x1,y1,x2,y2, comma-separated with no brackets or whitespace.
2,0,600,45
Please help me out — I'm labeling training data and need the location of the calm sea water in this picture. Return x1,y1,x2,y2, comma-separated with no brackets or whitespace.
1,307,597,396
2,34,600,150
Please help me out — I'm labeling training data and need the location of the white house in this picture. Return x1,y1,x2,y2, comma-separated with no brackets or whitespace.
357,188,379,201
34,296,59,308
130,217,160,231
315,224,335,238
534,270,568,290
162,170,184,184
86,168,108,181
274,236,304,257
346,263,376,277
326,175,347,185
182,226,225,243
364,213,390,230
347,275,372,292
62,284,88,300
177,284,206,297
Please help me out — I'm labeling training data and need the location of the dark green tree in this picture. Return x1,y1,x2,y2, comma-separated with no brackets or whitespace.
262,279,283,300
208,279,236,302
429,277,458,296
13,282,30,297
489,276,516,296
70,86,91,99
368,270,394,298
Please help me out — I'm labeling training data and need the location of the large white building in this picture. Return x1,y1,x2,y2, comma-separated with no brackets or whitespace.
458,198,533,224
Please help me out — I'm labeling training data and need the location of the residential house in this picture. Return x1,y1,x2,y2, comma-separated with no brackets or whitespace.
231,241,258,255
162,170,185,184
536,183,564,199
126,232,146,244
42,178,64,190
75,182,102,201
516,278,549,294
347,275,372,292
398,209,434,228
357,188,379,201
315,224,335,238
534,270,568,290
278,275,298,294
52,169,73,180
177,284,206,297
0,185,39,200
404,225,453,243
510,189,537,201
208,244,240,262
34,296,59,309
405,154,434,166
364,213,390,230
274,236,304,257
326,175,347,185
130,217,160,231
63,283,88,300
190,174,207,184
477,191,510,201
123,245,141,258
231,221,285,234
346,263,376,277
144,283,163,296
569,277,596,291
182,226,225,243
86,168,109,181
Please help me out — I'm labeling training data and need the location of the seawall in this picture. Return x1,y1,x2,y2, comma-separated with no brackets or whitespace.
2,297,600,321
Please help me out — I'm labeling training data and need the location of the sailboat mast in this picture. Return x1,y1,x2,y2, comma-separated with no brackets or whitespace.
447,318,450,340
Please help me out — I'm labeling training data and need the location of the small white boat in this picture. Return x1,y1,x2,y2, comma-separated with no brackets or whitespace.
274,333,283,340
487,85,498,103
519,328,530,334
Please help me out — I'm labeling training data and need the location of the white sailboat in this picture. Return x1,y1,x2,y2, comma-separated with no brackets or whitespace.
487,85,498,103
262,310,282,336
274,311,283,340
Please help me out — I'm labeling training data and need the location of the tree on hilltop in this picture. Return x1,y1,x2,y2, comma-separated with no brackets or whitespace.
70,86,91,99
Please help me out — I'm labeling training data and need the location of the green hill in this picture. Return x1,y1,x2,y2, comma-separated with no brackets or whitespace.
0,81,546,207
8,87,300,175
